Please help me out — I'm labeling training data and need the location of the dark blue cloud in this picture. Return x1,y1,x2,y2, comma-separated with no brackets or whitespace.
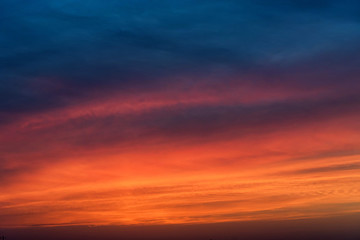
1,0,360,115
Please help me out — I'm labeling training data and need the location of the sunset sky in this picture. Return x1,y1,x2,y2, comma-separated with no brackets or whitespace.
1,0,360,239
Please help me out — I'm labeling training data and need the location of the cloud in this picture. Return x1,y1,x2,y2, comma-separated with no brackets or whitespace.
286,162,360,175
1,0,360,115
1,0,360,228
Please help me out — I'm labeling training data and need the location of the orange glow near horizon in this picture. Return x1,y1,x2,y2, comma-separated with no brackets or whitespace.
1,82,360,228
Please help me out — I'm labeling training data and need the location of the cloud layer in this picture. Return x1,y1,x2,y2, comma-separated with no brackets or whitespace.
1,0,360,228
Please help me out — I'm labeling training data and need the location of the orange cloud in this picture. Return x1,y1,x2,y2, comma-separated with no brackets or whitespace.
1,80,360,228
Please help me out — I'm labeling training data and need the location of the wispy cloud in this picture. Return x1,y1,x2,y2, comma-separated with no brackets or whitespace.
1,0,360,228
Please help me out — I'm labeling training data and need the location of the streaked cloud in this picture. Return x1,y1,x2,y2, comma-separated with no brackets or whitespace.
1,0,360,229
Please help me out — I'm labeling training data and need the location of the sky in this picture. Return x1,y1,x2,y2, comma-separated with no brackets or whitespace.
1,0,360,239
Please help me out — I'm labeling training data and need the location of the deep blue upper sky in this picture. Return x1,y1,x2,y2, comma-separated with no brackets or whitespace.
1,0,360,115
